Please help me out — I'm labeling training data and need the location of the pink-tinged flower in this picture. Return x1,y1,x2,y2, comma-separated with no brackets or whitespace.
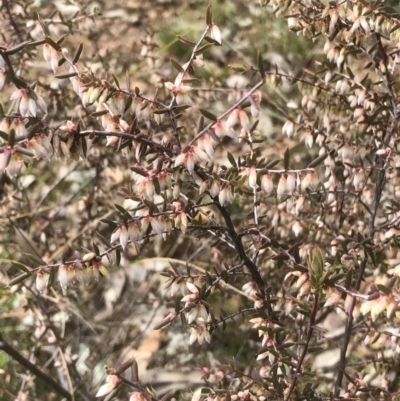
105,135,120,147
186,304,208,324
1,150,24,176
219,186,233,206
277,174,287,197
286,173,296,194
36,270,49,293
10,89,47,117
137,177,155,200
339,144,355,160
376,147,391,156
261,173,273,195
189,327,200,344
174,211,188,234
301,171,319,191
0,55,6,89
282,120,295,137
119,225,129,249
59,120,77,135
58,264,69,294
189,325,211,344
353,168,364,190
191,57,205,68
0,118,10,135
292,220,303,237
248,167,257,189
26,137,49,160
210,24,222,44
11,119,27,137
323,289,342,307
95,375,121,397
239,110,250,131
198,135,215,158
226,109,240,129
170,280,186,297
304,131,313,148
110,227,121,244
76,264,92,286
0,55,5,71
0,69,6,90
135,99,152,122
212,120,235,139
0,148,11,172
165,82,193,105
181,282,200,302
295,196,305,215
129,392,147,401
174,146,209,174
209,180,221,197
250,91,262,118
43,44,64,73
112,92,127,114
150,217,164,236
128,221,142,242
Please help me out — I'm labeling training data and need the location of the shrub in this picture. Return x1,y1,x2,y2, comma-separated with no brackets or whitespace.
1,0,400,400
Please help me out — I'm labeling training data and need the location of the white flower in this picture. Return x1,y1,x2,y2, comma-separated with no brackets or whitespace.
261,174,273,195
96,375,121,397
165,82,193,105
210,24,222,44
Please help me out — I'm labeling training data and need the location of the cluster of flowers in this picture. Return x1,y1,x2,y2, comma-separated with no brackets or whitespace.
36,252,108,295
181,282,212,345
248,168,319,198
110,204,189,248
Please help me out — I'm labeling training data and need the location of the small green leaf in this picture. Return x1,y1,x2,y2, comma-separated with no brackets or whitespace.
265,159,280,169
44,36,61,51
206,3,212,25
92,242,100,255
283,148,290,170
250,119,259,132
257,51,265,79
6,41,30,55
194,43,213,55
176,35,196,46
308,153,328,168
55,71,78,79
228,64,247,73
112,73,120,89
73,43,83,64
47,268,56,289
114,203,130,216
170,58,184,73
81,137,87,158
0,259,31,273
37,14,50,36
346,66,354,80
115,248,121,266
90,109,109,117
227,151,237,167
8,272,30,287
199,108,217,121
0,130,8,141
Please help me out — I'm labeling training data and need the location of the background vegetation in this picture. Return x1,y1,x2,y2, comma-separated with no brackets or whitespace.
1,0,400,400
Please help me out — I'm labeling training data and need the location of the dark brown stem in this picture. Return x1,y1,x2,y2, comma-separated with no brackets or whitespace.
0,333,72,400
334,35,397,397
284,292,319,401
214,201,271,308
1,0,23,41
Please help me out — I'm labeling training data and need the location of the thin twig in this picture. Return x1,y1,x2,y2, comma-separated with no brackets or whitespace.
0,333,72,400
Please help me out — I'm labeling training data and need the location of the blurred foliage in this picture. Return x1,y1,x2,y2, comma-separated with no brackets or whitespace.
2,0,400,401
